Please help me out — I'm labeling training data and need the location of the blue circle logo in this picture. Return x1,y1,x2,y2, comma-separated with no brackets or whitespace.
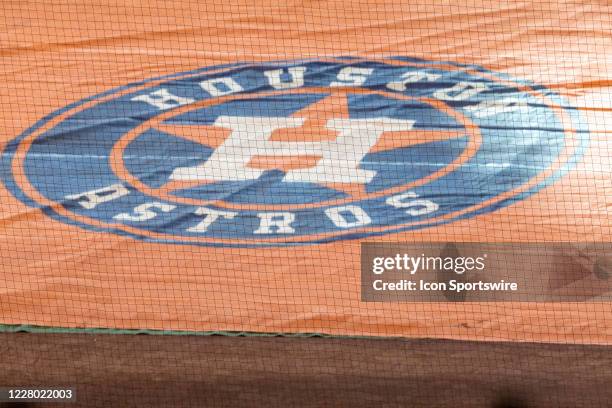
2,57,588,246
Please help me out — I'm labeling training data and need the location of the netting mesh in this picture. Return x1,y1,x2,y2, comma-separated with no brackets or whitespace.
0,0,611,406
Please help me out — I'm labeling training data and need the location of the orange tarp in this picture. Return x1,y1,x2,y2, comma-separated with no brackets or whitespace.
0,1,610,343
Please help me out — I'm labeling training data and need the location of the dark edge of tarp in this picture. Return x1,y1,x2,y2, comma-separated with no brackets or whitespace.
3,323,612,349
0,323,390,340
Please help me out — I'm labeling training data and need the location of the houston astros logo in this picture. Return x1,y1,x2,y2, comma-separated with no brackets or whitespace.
2,57,587,246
